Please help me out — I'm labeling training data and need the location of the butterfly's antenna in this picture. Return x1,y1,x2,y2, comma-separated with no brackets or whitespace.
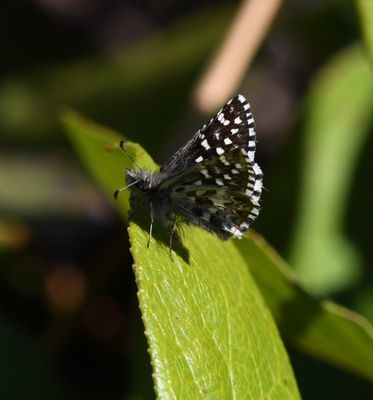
119,140,141,170
114,179,140,200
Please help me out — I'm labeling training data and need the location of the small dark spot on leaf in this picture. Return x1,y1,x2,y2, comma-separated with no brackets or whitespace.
104,144,114,152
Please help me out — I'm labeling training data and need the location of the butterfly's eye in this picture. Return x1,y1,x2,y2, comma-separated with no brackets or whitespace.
141,179,151,191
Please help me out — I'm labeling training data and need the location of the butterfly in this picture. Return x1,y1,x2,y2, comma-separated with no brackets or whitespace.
115,94,263,253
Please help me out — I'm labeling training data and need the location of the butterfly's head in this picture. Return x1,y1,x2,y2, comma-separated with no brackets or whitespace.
126,169,152,192
114,169,154,200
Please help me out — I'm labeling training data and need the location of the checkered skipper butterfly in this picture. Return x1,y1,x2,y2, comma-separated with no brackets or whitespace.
115,94,263,252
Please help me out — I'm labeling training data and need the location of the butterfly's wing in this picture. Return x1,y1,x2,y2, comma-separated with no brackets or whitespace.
164,148,262,239
158,94,262,239
159,95,263,239
160,94,257,174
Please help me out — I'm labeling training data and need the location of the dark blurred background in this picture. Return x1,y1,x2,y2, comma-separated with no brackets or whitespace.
1,0,373,399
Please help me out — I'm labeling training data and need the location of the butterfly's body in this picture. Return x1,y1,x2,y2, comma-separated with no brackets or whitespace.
118,94,263,248
126,169,174,225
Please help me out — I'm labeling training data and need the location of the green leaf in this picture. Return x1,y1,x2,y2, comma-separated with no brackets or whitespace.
357,0,373,64
61,110,300,399
237,232,373,382
129,224,299,399
289,45,373,294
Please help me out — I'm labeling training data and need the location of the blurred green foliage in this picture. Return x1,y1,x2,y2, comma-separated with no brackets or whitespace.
357,0,373,63
290,45,373,294
239,232,373,382
1,1,373,399
0,6,232,152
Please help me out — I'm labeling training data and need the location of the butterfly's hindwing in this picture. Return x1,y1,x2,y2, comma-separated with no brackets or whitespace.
168,151,261,239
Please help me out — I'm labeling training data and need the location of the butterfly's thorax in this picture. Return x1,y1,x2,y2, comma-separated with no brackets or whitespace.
126,169,174,221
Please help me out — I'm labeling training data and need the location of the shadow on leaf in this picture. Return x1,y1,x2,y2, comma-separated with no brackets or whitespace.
130,207,190,263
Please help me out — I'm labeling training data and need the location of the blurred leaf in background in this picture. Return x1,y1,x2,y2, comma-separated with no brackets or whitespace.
289,45,373,295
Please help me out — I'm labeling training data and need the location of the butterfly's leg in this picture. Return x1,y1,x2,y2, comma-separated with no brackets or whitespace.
169,219,177,258
147,202,154,248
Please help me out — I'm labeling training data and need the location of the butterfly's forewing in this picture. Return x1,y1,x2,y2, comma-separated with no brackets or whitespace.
160,95,257,175
158,95,262,239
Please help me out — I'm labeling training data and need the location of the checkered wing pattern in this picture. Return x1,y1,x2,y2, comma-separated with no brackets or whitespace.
159,94,263,239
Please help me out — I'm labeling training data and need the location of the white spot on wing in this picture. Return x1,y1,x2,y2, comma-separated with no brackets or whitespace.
223,224,243,239
224,138,232,145
195,156,204,163
253,179,262,195
201,139,210,150
234,117,242,124
253,163,262,176
216,147,224,155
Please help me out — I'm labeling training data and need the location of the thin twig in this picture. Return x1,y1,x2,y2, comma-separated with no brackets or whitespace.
194,0,284,113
